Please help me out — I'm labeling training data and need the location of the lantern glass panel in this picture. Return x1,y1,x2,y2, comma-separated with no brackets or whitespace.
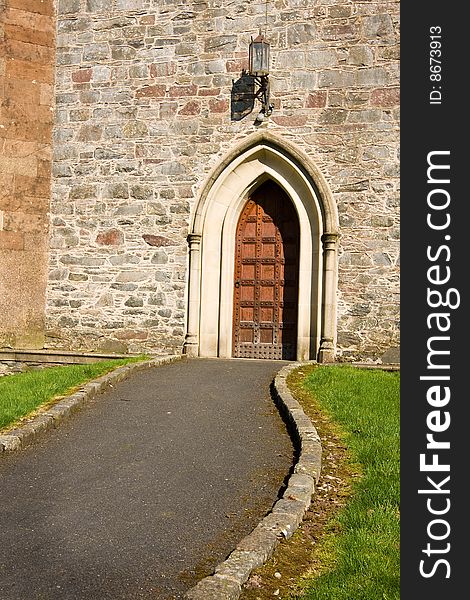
249,38,270,76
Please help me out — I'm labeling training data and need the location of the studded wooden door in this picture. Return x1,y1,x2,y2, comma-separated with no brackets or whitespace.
233,181,300,360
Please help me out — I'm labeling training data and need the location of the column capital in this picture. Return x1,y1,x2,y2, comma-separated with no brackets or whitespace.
321,232,339,248
187,233,202,247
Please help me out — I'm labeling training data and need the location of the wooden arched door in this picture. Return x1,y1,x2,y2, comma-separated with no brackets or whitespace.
233,181,300,360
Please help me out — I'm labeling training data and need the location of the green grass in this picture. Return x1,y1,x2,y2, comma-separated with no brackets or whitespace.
0,356,149,431
295,365,400,600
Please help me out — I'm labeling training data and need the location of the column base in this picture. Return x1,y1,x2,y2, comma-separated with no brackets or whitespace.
317,340,335,363
183,336,199,357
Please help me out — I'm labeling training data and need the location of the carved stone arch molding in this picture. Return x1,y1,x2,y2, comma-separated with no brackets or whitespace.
184,131,339,362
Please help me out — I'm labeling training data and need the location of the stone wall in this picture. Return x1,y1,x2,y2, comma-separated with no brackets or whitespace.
46,0,400,361
0,0,56,349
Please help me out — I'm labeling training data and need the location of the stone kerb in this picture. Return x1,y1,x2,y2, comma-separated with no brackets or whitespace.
0,354,182,454
184,362,322,600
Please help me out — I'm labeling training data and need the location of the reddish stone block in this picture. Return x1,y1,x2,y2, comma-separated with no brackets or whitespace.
321,24,357,41
135,145,164,160
3,23,53,49
198,87,221,97
178,100,201,116
14,175,51,198
37,159,52,178
4,78,40,105
370,87,400,107
5,58,53,84
77,124,102,142
169,84,198,98
4,37,55,64
226,58,247,73
143,158,164,165
72,68,92,83
7,0,54,17
96,229,124,246
149,62,176,78
135,85,166,98
0,230,24,250
209,98,229,113
2,7,55,36
2,210,47,235
272,115,308,127
306,91,327,108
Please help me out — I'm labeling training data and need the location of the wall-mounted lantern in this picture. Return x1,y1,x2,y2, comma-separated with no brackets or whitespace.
249,33,270,77
248,33,273,121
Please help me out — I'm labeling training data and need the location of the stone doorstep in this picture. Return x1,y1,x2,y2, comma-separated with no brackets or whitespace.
0,354,183,454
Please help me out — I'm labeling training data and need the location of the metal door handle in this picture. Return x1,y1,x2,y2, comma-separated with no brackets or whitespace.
235,280,241,288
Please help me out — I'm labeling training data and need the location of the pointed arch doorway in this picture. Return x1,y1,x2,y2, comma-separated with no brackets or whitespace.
184,132,339,363
233,181,299,360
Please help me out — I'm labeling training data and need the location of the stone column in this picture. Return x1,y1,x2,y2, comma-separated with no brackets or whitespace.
318,233,339,363
183,233,202,357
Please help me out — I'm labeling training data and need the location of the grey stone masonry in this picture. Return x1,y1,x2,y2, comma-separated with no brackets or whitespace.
47,0,399,361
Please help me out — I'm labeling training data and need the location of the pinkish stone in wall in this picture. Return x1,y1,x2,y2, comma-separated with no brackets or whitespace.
96,229,124,246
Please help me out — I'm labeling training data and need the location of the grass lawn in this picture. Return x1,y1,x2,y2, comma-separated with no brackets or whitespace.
240,364,400,600
296,365,400,600
0,357,149,432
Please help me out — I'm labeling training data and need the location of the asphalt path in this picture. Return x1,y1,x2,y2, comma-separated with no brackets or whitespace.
0,358,294,599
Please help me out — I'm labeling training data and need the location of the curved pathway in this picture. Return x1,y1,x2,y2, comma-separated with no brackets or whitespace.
0,358,293,599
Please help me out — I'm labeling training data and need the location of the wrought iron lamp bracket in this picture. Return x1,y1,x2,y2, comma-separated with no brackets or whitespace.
252,74,273,116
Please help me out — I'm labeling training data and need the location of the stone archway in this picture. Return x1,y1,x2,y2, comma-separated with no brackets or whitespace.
184,131,339,362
